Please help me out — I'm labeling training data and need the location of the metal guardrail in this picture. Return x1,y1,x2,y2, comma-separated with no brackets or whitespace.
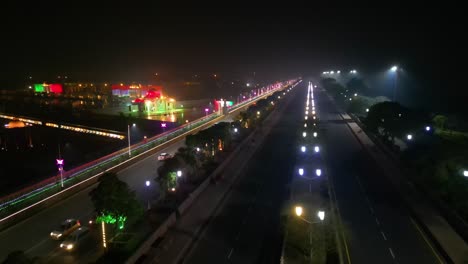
0,80,299,220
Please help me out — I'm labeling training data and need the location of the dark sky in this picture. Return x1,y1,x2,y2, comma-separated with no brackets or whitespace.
0,5,464,111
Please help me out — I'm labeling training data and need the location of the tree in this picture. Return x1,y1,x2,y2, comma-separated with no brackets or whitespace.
433,114,448,130
89,172,143,229
346,77,370,96
156,157,183,198
347,96,371,114
320,78,345,98
175,147,198,178
365,101,406,142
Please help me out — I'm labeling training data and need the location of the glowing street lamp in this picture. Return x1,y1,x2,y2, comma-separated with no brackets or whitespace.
464,170,468,177
313,132,318,138
295,206,303,217
303,132,307,138
56,158,64,188
298,168,304,176
301,146,306,153
407,134,413,140
177,170,182,177
425,126,431,131
315,169,322,176
314,146,320,153
204,108,209,116
318,211,325,221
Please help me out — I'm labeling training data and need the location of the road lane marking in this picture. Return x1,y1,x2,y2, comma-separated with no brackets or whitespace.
381,231,387,241
328,170,352,264
388,247,395,259
375,218,380,226
410,217,444,264
228,248,234,259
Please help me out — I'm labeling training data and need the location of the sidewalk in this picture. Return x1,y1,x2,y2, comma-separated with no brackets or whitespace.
136,87,297,264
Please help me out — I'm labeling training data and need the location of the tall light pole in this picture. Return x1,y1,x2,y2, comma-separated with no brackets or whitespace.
145,180,151,210
294,206,325,260
56,144,64,188
390,65,398,101
128,123,136,157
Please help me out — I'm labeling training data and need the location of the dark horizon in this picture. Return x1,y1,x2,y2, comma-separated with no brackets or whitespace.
1,5,464,114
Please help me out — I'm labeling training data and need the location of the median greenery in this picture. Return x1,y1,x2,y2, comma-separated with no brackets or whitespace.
91,88,290,261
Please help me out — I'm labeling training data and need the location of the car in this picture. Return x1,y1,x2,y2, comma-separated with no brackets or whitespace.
50,219,81,240
158,153,172,161
59,226,89,251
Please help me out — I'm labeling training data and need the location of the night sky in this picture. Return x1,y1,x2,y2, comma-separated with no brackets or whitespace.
0,5,464,113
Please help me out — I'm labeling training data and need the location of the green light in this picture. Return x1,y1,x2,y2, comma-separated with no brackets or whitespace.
34,84,45,93
96,214,117,224
96,214,127,230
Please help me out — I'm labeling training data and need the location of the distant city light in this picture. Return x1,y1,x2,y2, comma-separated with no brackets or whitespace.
425,126,431,131
301,146,306,153
407,134,413,140
298,168,304,176
391,66,398,72
464,170,468,177
145,180,150,187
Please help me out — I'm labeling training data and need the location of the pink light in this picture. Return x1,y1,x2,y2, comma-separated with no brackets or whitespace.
205,108,209,112
56,159,64,165
161,123,167,128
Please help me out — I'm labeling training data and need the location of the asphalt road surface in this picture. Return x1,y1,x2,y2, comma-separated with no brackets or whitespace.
0,108,250,263
182,83,303,264
316,88,442,264
182,82,442,264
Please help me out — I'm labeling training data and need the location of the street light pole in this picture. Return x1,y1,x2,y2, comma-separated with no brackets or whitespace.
390,66,398,101
145,180,151,210
127,124,131,157
57,144,64,188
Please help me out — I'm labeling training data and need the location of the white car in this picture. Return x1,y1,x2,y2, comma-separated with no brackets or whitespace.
158,153,172,161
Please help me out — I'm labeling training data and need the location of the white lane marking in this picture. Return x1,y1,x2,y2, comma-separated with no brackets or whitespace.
389,247,396,259
381,231,387,241
25,238,49,254
228,248,234,259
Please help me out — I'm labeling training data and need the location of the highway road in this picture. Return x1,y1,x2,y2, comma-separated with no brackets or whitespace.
181,82,303,263
0,101,257,263
181,81,443,264
316,87,442,263
0,138,184,263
